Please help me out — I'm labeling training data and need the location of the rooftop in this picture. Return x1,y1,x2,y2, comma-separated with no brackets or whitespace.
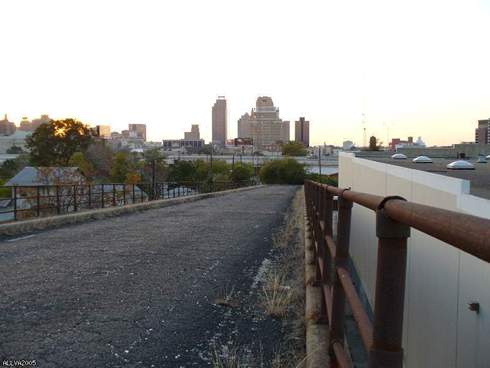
367,157,490,200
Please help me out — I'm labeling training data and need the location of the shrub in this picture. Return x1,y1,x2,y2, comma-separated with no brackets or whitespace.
230,164,253,183
259,158,305,184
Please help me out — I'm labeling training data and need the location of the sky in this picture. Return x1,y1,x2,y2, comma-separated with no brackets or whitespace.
1,0,489,146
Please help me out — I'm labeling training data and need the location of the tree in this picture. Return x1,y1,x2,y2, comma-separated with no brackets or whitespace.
84,141,113,181
281,141,307,157
26,119,93,166
69,152,95,180
230,163,253,183
0,155,29,180
6,145,24,154
110,152,139,183
368,136,383,151
259,158,305,184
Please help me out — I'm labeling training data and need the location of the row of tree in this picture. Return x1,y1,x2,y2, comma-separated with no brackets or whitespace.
0,118,332,186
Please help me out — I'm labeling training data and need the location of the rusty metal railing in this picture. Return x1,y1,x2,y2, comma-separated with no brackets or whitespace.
304,180,490,368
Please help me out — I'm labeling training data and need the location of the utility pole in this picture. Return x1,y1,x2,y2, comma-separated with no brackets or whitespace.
151,159,156,200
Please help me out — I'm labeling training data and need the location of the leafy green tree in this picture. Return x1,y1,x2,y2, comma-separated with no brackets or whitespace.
259,158,305,184
26,119,93,166
6,145,24,154
84,141,113,181
230,163,253,183
141,149,168,183
0,155,29,180
281,141,307,157
110,152,140,183
69,152,95,180
168,160,196,183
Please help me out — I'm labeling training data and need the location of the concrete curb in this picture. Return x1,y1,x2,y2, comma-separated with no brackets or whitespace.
304,206,330,368
0,185,265,237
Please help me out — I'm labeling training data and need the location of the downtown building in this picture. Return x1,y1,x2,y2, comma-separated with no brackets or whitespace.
295,117,310,147
212,97,227,146
237,96,289,150
475,118,490,145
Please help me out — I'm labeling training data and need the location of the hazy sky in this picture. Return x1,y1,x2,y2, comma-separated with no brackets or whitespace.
1,0,489,146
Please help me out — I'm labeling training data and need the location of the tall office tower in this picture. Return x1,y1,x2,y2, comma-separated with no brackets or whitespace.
0,114,16,136
31,114,51,130
128,124,147,141
475,119,490,145
212,96,227,145
295,117,310,147
237,96,290,150
184,124,200,140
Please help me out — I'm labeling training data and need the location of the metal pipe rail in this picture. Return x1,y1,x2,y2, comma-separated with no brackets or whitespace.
0,180,254,223
304,180,490,368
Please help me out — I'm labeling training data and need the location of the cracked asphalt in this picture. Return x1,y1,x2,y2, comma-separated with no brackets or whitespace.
0,185,297,367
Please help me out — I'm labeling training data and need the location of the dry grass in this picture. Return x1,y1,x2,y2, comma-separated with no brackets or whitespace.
214,285,238,308
210,343,242,368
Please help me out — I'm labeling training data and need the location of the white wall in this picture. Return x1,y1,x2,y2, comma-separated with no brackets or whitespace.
339,152,490,368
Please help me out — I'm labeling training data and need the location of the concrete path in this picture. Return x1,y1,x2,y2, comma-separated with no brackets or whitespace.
0,185,297,367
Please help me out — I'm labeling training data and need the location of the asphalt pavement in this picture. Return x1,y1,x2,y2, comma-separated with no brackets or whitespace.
0,185,297,367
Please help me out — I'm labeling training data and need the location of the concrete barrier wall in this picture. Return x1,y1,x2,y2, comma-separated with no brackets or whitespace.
339,152,490,368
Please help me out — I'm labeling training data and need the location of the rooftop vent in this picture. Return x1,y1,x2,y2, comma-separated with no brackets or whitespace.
476,156,488,164
447,160,475,170
391,153,407,160
412,156,433,163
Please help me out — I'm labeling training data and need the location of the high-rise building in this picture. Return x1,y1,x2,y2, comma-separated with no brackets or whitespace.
237,96,290,150
31,114,50,130
128,124,146,141
19,117,33,132
95,125,111,139
212,97,227,145
475,119,489,145
184,124,200,140
295,117,310,147
0,114,16,136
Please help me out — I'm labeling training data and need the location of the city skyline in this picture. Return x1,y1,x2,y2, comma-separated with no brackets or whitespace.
1,0,490,146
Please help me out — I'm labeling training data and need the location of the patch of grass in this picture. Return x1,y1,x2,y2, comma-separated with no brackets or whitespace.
210,343,242,368
214,285,238,308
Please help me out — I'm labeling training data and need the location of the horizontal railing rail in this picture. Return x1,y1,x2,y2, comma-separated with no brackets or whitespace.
304,180,490,368
0,180,255,223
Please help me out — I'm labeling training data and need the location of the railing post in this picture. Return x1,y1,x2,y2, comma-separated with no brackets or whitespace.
329,193,353,361
368,197,411,368
56,186,60,214
132,184,135,203
13,186,17,221
88,184,92,209
112,184,116,206
123,184,126,205
73,185,78,212
101,185,105,208
36,186,40,217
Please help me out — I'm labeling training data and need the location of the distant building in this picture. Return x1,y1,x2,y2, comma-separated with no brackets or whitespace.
295,117,310,147
212,97,227,145
184,124,200,140
31,114,51,131
162,139,204,153
0,114,16,136
19,117,33,132
475,119,489,145
237,96,290,150
95,125,111,139
128,124,146,141
389,136,426,151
